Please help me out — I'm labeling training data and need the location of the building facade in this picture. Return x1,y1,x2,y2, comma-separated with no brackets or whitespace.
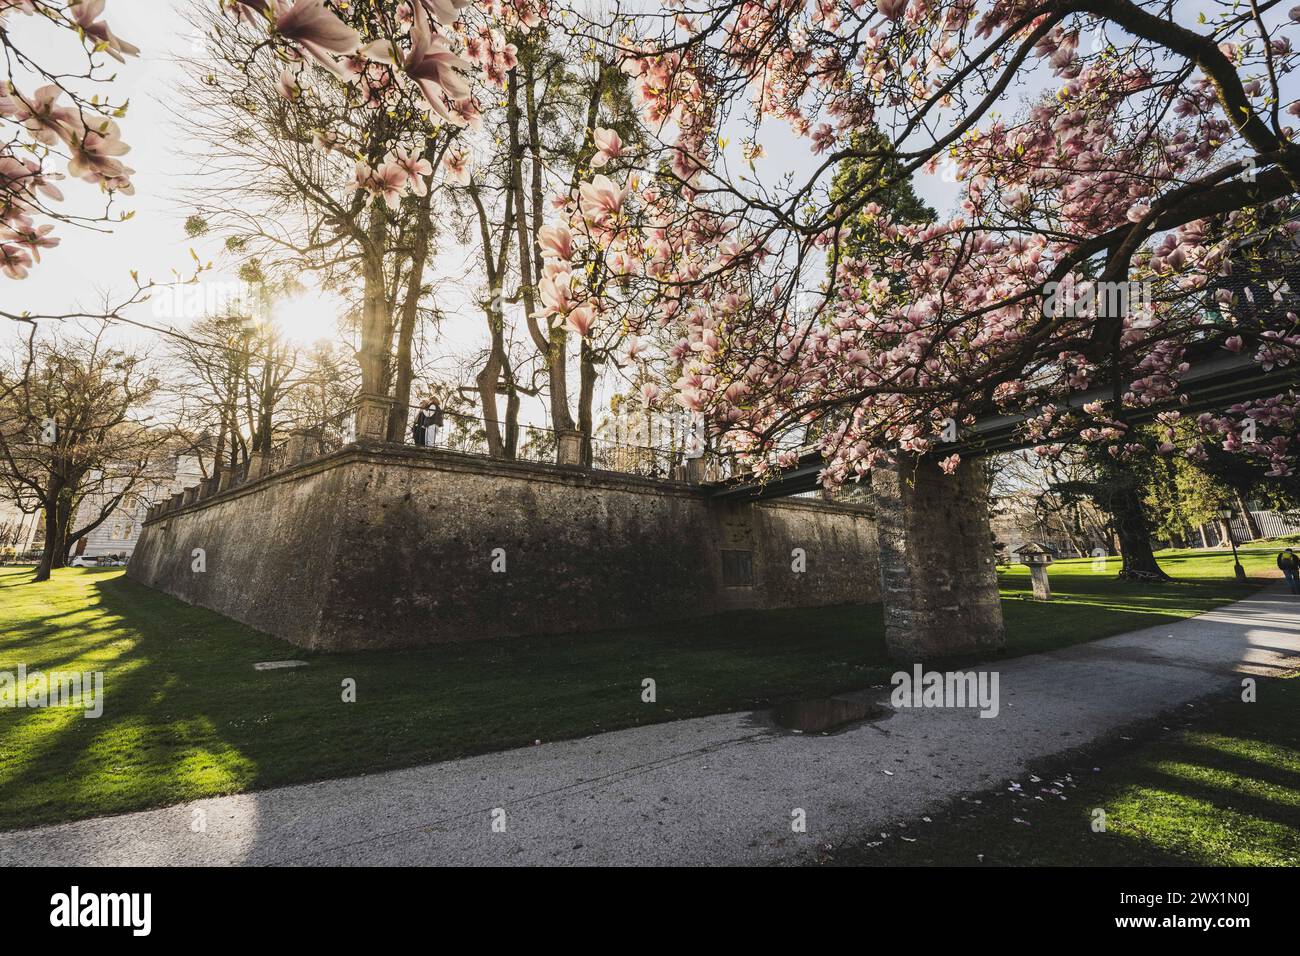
70,456,207,560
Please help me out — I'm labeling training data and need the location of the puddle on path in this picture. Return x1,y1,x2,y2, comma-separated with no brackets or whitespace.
771,697,891,734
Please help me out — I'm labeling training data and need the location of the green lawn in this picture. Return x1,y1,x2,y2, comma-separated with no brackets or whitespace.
821,673,1300,866
0,545,1289,830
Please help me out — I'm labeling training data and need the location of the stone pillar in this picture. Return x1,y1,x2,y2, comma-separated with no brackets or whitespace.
169,492,184,511
247,452,265,480
871,455,1005,660
1029,564,1052,600
182,486,198,506
555,428,583,466
217,467,235,492
355,393,393,443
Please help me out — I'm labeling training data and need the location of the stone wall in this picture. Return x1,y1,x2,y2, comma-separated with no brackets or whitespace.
128,443,879,651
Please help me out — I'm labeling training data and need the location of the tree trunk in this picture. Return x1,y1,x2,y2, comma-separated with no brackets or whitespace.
1111,481,1170,580
475,309,507,458
578,339,597,466
358,213,391,400
32,485,72,582
504,385,520,458
387,181,433,442
508,67,573,432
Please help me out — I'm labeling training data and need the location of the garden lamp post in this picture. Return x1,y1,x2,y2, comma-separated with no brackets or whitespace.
1218,504,1247,582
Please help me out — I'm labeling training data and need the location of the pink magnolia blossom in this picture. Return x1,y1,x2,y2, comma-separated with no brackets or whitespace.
66,119,133,190
390,145,433,194
0,242,32,279
876,0,909,21
591,128,623,168
366,2,474,126
538,223,573,260
578,174,627,225
421,0,472,26
441,148,470,186
1,221,58,260
566,303,596,337
69,1,140,62
274,0,360,77
11,85,82,146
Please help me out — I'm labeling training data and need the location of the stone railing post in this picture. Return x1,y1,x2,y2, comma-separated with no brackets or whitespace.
355,393,393,443
685,453,710,483
286,432,307,465
555,428,583,466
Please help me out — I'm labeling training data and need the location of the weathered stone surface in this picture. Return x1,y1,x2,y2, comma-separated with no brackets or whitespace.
128,444,879,651
871,454,1005,660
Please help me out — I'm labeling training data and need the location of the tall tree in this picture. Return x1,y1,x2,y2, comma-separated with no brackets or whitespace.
0,322,169,581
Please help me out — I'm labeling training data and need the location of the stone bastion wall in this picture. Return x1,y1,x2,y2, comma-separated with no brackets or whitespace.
127,443,880,651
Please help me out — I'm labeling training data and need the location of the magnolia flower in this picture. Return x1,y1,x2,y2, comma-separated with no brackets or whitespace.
277,66,302,99
390,145,432,194
371,161,409,210
66,119,133,189
0,242,32,280
70,0,140,62
12,85,82,146
227,0,271,25
1224,335,1244,353
366,2,473,126
538,223,573,260
2,221,58,260
441,148,470,185
591,128,623,168
566,303,596,337
1123,201,1154,222
538,271,575,316
275,0,360,78
578,174,627,224
876,0,908,21
421,0,472,26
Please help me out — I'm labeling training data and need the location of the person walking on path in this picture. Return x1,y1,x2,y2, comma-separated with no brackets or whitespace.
1279,548,1300,595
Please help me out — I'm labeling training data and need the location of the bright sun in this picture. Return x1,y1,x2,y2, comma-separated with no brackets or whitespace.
272,289,349,347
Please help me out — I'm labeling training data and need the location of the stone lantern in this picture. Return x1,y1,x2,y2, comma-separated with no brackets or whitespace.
1015,543,1056,600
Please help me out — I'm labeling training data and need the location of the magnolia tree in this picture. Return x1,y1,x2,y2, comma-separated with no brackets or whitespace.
9,4,1299,518
521,0,1300,573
